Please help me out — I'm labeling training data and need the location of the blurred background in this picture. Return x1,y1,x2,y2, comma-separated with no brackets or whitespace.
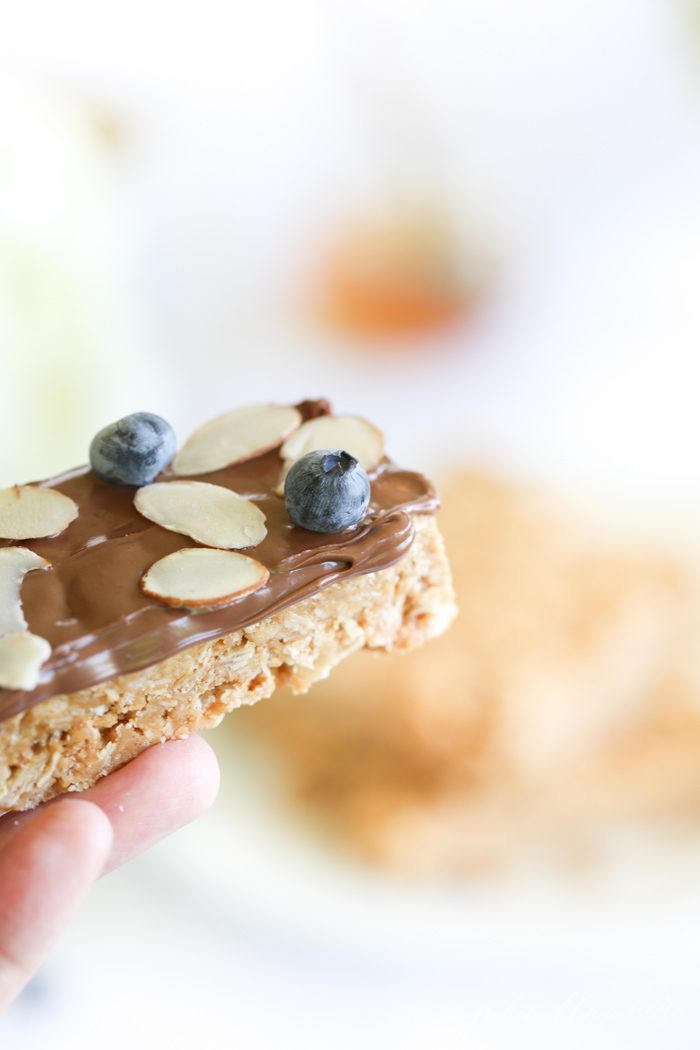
3,0,700,1045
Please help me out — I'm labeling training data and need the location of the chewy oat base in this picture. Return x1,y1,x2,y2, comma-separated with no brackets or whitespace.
1,516,455,810
0,400,456,810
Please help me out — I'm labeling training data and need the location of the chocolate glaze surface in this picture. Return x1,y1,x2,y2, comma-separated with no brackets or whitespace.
0,402,437,722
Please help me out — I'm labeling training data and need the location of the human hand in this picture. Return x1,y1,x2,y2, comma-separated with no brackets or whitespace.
0,735,219,1009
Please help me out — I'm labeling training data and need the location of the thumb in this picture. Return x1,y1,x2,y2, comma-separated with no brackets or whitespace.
0,799,113,1010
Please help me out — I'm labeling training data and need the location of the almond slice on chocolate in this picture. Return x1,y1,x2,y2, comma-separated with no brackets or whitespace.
0,632,51,690
172,404,302,476
0,486,78,540
280,415,384,473
0,547,50,635
134,481,267,549
141,548,269,608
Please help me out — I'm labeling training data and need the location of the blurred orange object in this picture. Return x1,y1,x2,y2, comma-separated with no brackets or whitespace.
313,210,477,341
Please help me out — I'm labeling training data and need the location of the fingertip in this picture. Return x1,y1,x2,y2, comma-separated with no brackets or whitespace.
102,733,221,817
167,734,221,812
79,733,221,874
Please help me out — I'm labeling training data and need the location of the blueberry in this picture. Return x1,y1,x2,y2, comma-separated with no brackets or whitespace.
284,449,370,532
90,412,177,486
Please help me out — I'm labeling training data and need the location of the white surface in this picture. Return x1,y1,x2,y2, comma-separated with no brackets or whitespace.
2,0,700,1046
2,0,700,507
7,748,700,1049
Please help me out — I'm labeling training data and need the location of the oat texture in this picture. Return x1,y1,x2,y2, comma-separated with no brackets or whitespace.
0,515,455,811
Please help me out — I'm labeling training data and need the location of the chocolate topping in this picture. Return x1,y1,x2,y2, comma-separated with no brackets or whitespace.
0,401,437,723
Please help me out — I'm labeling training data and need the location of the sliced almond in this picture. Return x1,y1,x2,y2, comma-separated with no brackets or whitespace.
0,632,51,690
172,404,302,476
141,547,269,608
0,486,78,540
0,547,50,635
134,481,267,549
279,415,384,473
